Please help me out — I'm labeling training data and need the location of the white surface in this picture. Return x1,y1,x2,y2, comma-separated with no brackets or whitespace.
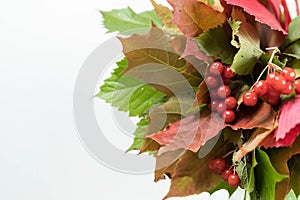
1,0,296,199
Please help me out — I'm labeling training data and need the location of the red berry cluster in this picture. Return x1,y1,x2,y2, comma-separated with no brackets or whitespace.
206,62,237,123
244,67,300,106
208,158,240,187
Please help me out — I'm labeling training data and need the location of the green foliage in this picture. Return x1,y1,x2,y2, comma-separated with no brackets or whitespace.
97,58,164,117
288,154,300,196
100,7,161,35
255,149,287,200
195,27,237,64
127,118,149,152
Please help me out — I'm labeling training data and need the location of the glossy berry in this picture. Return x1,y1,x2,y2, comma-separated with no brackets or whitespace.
216,102,226,114
210,89,219,100
209,101,218,111
266,73,276,85
208,158,226,174
281,82,293,95
217,85,231,98
205,76,219,88
223,110,236,123
221,169,233,181
223,66,235,79
225,96,237,109
254,80,268,96
267,85,281,97
273,74,287,91
243,92,258,106
222,78,231,85
209,62,224,75
294,80,300,94
228,174,240,187
266,93,281,106
281,67,296,82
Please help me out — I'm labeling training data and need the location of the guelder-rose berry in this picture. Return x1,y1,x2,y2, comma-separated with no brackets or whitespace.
243,91,258,106
266,94,281,106
221,169,233,181
217,85,231,98
254,80,268,96
228,174,240,187
223,66,235,79
210,101,218,111
281,67,296,82
205,76,219,88
294,80,300,94
273,74,287,91
208,158,226,174
223,110,236,123
281,82,293,95
209,62,224,75
266,73,276,85
216,102,226,114
225,96,237,109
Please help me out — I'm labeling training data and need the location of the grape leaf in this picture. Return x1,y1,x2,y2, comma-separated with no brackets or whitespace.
150,0,181,35
223,0,286,35
127,118,149,152
118,28,186,75
288,155,300,196
268,136,300,200
163,135,234,199
229,8,263,75
167,0,226,37
97,58,164,117
100,7,161,35
255,149,287,200
195,27,237,64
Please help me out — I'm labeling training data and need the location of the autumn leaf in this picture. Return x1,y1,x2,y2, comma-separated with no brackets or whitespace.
223,0,286,35
288,154,300,196
119,28,186,74
261,95,300,148
167,0,226,37
163,135,234,199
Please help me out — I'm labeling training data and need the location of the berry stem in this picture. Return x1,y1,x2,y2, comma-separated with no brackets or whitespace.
222,150,235,159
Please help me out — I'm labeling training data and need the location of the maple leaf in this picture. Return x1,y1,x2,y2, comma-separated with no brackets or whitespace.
167,0,226,37
261,95,300,148
229,8,263,75
223,0,287,35
288,155,300,197
119,28,186,74
162,135,235,199
268,136,300,200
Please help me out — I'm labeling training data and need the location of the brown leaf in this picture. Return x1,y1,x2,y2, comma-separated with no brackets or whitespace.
163,135,234,199
193,81,209,106
168,0,226,37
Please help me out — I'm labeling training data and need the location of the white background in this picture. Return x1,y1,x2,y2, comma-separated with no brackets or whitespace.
0,0,297,199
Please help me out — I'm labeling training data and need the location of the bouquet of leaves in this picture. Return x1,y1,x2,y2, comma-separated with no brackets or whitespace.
98,0,300,199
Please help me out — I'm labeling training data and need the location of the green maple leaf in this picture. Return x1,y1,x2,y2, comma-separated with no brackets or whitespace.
280,16,300,51
255,149,287,200
100,7,161,35
195,27,237,64
229,8,263,75
126,118,149,152
97,58,164,117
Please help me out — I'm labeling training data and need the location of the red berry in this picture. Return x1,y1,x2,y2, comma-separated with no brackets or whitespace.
205,76,219,88
266,73,276,85
294,79,300,94
228,174,240,187
217,85,231,98
254,80,268,96
225,96,237,109
216,102,226,114
210,89,219,100
223,110,236,123
208,158,226,174
222,78,231,85
223,66,235,79
210,101,218,111
273,74,287,91
281,67,296,82
221,169,233,181
209,62,224,75
281,82,293,95
243,92,258,106
267,85,281,97
266,93,281,106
